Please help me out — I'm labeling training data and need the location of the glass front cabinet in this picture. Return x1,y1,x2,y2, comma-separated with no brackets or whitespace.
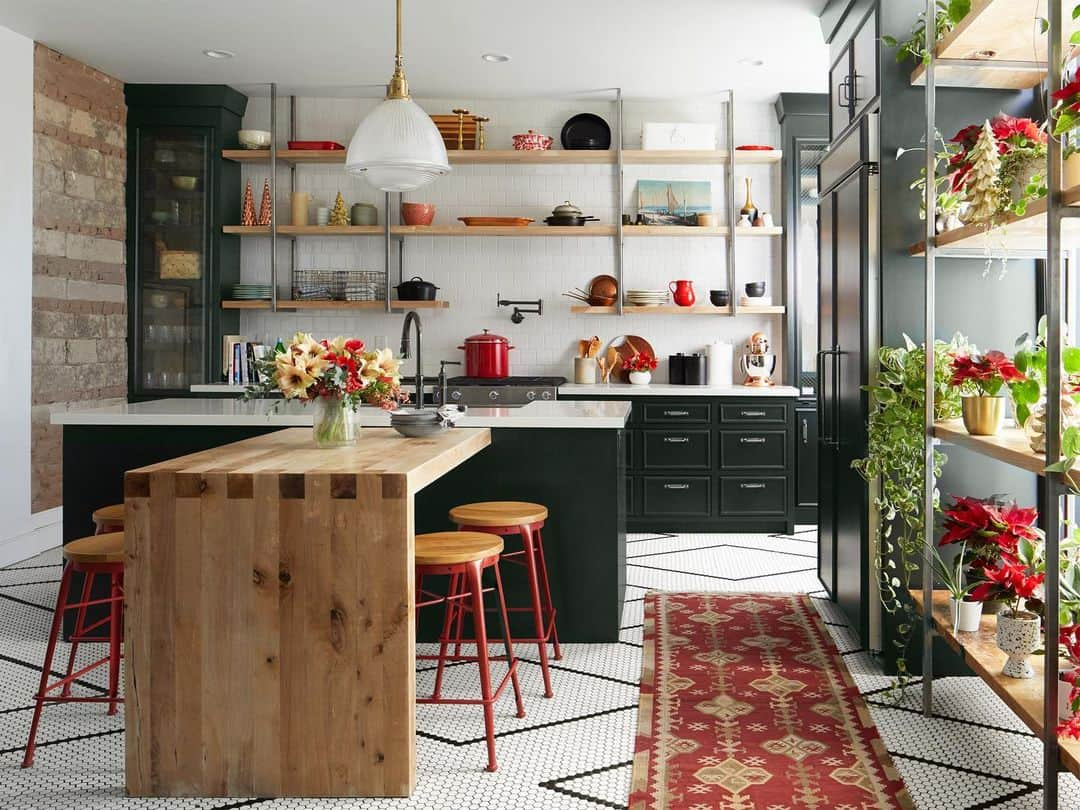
125,85,246,399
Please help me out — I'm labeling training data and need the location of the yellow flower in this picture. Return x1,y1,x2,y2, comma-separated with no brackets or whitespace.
326,336,348,355
290,332,325,360
276,357,315,399
363,347,401,381
297,352,330,378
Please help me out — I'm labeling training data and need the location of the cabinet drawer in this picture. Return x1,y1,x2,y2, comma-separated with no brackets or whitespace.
643,403,711,424
720,404,787,424
720,430,786,470
643,430,711,470
642,476,711,516
719,477,787,516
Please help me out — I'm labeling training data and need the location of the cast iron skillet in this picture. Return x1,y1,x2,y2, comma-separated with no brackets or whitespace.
544,215,600,226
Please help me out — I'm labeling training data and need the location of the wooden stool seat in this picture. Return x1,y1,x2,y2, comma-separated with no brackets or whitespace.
92,503,124,526
448,501,548,528
63,532,124,566
416,532,503,566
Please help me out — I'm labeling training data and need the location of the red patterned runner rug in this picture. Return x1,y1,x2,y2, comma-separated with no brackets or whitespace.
629,593,912,810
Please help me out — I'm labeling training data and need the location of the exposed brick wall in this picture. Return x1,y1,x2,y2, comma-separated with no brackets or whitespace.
32,44,127,513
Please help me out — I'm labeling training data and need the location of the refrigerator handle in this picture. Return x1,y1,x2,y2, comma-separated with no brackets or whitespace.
817,347,841,448
815,349,828,445
830,347,842,449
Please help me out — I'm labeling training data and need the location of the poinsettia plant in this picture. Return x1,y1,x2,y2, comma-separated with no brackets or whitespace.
623,352,657,373
949,114,1048,218
939,495,1042,574
948,349,1025,397
244,333,407,410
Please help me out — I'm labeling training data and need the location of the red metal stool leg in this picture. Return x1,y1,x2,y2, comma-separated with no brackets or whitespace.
22,564,73,768
531,526,562,661
61,571,94,698
106,572,122,715
493,562,526,720
518,523,554,698
432,572,461,700
464,560,498,772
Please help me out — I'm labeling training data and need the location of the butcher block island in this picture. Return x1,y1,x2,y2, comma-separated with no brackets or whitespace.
123,427,491,798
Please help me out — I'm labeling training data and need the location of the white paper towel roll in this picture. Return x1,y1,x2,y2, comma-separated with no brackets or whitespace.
707,341,734,386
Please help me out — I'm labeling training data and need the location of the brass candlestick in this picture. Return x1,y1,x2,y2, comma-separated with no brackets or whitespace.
474,116,490,150
452,108,470,150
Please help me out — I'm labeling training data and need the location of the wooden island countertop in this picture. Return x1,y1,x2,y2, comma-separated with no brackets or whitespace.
123,427,491,798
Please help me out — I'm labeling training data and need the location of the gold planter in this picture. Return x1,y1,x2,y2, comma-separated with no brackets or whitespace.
961,395,1004,436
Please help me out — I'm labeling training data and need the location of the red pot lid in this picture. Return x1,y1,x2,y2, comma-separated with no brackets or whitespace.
463,329,509,344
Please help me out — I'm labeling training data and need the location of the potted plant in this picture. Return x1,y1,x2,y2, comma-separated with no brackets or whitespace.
882,0,970,65
969,535,1045,679
949,349,1025,435
948,115,1048,220
1051,76,1080,189
927,540,981,632
624,352,657,385
245,333,407,446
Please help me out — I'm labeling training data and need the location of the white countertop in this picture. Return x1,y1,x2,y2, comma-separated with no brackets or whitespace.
50,398,631,429
558,383,801,397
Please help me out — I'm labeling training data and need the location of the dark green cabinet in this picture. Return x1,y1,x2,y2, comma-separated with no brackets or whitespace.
125,84,247,400
560,394,797,533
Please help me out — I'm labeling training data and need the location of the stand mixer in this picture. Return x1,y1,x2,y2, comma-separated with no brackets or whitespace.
740,331,776,387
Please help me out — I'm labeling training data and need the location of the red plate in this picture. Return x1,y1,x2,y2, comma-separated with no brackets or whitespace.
287,140,345,150
735,144,775,151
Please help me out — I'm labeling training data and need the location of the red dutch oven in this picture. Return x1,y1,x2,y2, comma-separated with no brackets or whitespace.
459,329,514,378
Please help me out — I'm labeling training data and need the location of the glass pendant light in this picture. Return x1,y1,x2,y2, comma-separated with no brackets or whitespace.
345,0,450,192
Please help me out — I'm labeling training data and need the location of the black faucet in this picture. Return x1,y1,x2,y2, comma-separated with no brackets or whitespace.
438,360,462,405
399,311,423,410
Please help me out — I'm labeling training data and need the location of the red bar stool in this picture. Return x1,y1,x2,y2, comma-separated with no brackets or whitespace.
22,532,124,768
91,503,124,534
415,531,525,772
449,501,560,699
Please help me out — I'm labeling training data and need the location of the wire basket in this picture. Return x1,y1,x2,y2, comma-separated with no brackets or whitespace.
342,270,386,302
293,269,386,302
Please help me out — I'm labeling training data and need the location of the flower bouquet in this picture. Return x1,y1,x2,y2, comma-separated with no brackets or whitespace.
245,333,407,446
948,348,1024,435
623,352,657,386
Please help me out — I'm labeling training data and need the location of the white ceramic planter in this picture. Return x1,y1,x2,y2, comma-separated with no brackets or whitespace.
948,597,982,633
1066,152,1080,190
629,371,652,386
996,611,1041,679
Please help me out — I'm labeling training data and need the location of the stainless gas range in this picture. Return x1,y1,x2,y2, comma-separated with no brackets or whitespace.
434,376,566,408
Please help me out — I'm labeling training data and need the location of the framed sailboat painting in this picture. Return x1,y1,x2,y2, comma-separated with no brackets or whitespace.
636,179,711,226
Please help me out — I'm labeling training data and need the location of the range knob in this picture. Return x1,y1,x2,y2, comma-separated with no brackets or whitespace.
526,390,537,402
488,390,500,401
541,391,553,400
450,390,463,402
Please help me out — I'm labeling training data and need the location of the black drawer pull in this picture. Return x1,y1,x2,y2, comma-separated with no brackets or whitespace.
664,410,690,417
663,437,690,444
739,482,767,490
739,437,767,444
663,483,691,490
740,410,767,417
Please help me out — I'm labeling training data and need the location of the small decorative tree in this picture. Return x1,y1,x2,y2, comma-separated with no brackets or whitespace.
257,179,273,226
964,120,1001,224
241,180,257,226
329,191,350,226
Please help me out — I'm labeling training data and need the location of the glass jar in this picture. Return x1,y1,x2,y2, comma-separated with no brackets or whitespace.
312,394,359,447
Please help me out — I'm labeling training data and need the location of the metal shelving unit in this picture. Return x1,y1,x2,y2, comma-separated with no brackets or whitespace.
919,2,1071,805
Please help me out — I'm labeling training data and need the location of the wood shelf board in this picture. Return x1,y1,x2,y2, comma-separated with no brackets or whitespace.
570,304,786,315
226,224,781,239
911,589,1080,778
910,0,1053,90
622,226,781,237
932,420,1055,476
397,225,617,237
908,187,1080,257
222,299,449,311
222,148,783,167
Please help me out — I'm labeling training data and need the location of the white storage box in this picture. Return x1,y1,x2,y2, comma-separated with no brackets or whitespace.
642,122,717,151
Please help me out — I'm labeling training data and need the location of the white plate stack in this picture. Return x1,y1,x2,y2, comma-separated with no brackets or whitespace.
625,289,669,307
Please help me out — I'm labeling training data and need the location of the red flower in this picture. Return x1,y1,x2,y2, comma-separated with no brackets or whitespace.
1058,713,1080,740
1053,78,1080,104
969,559,1043,602
623,352,658,372
948,350,1025,395
344,339,364,354
1062,625,1080,664
939,495,993,546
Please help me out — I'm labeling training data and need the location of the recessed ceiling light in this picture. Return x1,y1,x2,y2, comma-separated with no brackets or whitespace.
481,53,511,63
203,49,236,59
737,58,765,67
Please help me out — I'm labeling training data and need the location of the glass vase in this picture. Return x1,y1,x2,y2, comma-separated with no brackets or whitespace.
312,394,359,447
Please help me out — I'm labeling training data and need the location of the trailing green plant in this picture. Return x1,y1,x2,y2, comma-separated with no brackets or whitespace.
852,333,969,693
882,0,971,65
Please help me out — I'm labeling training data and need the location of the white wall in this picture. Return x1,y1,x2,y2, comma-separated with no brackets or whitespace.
237,94,785,383
0,25,58,566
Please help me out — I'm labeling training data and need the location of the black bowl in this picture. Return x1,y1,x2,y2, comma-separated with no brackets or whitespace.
744,282,766,298
709,290,730,307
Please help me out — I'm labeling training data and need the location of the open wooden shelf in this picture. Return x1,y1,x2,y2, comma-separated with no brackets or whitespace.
225,224,783,239
396,224,617,237
910,0,1057,90
911,589,1080,777
908,186,1080,257
570,304,786,315
932,419,1053,475
222,148,782,166
223,225,384,236
221,299,449,311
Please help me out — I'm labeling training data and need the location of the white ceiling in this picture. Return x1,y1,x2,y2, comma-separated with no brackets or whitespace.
0,0,829,102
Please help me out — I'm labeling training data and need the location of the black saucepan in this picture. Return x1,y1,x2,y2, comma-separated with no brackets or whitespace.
395,276,440,301
544,215,600,226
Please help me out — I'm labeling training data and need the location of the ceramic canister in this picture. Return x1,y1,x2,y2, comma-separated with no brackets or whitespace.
351,203,378,226
291,192,312,226
574,356,596,384
707,341,734,385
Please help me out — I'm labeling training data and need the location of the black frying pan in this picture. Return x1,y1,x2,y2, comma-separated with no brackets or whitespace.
544,215,600,226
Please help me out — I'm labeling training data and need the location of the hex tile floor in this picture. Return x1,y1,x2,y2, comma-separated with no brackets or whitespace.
2,531,1078,808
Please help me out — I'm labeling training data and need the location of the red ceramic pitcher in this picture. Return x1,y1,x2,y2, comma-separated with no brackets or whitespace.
669,279,696,307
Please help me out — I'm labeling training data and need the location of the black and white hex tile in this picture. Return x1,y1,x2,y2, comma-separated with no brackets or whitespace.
2,532,1080,808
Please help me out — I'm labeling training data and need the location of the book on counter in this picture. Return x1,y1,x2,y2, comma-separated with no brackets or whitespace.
223,335,269,385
